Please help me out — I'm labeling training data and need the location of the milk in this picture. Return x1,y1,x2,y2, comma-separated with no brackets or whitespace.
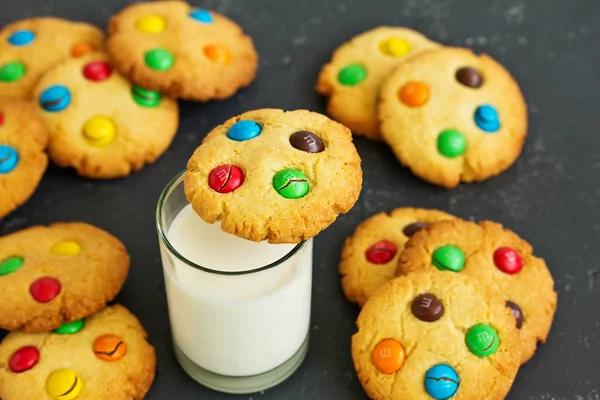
161,204,312,377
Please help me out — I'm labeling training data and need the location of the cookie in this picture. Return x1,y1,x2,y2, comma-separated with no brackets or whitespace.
0,223,130,332
378,47,527,188
33,52,179,179
0,304,156,400
397,219,557,363
316,27,440,140
0,99,49,219
184,109,363,243
352,270,521,400
0,17,105,99
339,208,454,307
106,1,258,101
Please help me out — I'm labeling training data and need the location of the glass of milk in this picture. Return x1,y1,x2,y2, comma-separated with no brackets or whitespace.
156,171,313,394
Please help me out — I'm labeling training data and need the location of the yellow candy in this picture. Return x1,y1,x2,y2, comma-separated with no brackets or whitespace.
380,38,411,57
135,15,166,34
82,116,116,148
50,241,82,256
46,368,82,400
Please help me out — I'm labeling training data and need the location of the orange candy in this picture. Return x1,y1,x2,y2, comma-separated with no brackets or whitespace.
93,334,127,362
71,43,95,57
399,81,430,107
204,45,231,65
372,338,406,374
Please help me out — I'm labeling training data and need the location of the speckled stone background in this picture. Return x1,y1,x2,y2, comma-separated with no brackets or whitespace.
1,0,599,399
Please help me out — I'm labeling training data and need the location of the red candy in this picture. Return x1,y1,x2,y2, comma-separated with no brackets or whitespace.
493,247,523,274
9,346,40,373
0,112,4,126
365,240,398,264
208,165,244,193
83,61,112,82
29,277,61,303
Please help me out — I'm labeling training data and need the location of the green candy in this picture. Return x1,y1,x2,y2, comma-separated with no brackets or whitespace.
437,129,466,158
432,245,465,272
465,323,499,357
0,62,26,82
145,49,174,71
0,256,24,276
53,319,84,334
338,64,367,86
132,85,161,107
273,169,309,199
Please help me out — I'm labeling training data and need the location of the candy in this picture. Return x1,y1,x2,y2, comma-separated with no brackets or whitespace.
71,43,94,57
465,323,499,357
493,247,523,274
30,277,61,303
399,81,429,107
82,116,116,148
189,9,214,24
0,111,4,125
8,30,35,46
402,222,427,237
135,15,166,33
379,37,410,57
456,67,483,88
432,245,465,272
425,364,459,399
227,120,262,141
474,105,500,132
50,241,81,256
204,45,231,65
9,346,39,373
93,334,127,361
132,85,161,107
289,130,324,153
0,62,26,82
437,129,466,158
39,85,71,112
208,165,244,193
145,48,174,71
46,368,82,400
371,339,405,374
0,256,24,276
0,145,19,174
506,301,524,329
273,169,309,199
365,240,397,264
411,293,444,322
338,64,367,86
82,61,112,82
53,319,84,334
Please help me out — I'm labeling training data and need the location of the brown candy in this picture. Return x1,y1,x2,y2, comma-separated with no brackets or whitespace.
455,67,483,88
411,293,444,322
290,130,324,153
403,222,427,237
506,300,524,329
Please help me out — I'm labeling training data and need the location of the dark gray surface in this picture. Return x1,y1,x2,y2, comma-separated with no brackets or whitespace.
1,0,600,398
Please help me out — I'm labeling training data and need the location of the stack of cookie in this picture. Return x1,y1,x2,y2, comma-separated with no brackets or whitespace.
0,223,156,399
317,27,527,189
339,209,557,399
0,0,259,218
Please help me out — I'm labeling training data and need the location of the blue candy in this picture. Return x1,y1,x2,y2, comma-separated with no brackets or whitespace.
39,85,71,112
474,105,500,133
8,30,35,46
227,120,262,141
425,364,459,400
189,9,214,24
0,145,19,174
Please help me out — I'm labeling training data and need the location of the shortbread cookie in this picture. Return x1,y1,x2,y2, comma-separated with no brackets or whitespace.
0,223,130,332
106,1,258,101
352,270,521,400
33,52,179,179
378,47,527,188
0,17,105,99
184,109,363,243
0,304,156,400
397,219,557,363
339,208,454,307
316,27,440,140
0,99,49,219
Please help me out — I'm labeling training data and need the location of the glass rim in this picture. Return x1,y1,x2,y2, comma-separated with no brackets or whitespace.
155,170,307,276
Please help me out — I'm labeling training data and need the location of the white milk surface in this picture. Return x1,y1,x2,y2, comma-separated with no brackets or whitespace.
162,204,312,376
